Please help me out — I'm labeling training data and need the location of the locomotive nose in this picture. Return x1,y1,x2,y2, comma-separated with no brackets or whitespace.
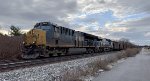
23,29,46,46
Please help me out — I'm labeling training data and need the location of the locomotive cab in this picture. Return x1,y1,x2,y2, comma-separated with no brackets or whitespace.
23,29,46,46
22,22,59,59
34,22,60,46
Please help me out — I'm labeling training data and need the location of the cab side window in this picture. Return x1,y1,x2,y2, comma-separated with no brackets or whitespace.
60,27,63,34
69,29,71,35
72,31,75,36
54,27,59,33
65,28,68,35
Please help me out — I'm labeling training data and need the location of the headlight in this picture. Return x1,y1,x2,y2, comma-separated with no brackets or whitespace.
33,41,35,44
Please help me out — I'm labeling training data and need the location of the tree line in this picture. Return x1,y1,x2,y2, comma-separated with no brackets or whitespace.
0,26,22,36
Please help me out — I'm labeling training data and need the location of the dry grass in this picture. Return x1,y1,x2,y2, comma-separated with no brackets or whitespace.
124,48,141,57
62,70,84,81
60,48,141,81
61,59,111,81
0,35,23,60
87,59,110,72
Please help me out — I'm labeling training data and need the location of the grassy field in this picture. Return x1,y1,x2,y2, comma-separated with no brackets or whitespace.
0,35,23,60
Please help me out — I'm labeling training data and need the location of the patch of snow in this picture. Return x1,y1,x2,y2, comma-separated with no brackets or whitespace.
98,69,104,72
106,64,113,69
117,58,126,64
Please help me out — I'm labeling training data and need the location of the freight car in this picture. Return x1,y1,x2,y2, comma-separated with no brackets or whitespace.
22,22,131,59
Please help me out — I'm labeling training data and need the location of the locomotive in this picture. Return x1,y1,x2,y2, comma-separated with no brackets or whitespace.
22,22,133,59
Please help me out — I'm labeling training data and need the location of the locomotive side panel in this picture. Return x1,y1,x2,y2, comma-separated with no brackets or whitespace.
75,31,84,47
44,25,75,47
58,27,75,47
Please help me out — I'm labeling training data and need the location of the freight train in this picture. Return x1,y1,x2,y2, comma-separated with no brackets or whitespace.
22,22,135,59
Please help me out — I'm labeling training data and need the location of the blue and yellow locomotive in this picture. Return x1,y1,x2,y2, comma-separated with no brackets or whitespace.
22,22,129,59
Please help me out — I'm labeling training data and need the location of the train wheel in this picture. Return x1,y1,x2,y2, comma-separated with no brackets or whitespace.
94,49,99,53
88,49,92,54
63,48,69,55
91,49,94,53
86,48,92,54
85,51,89,54
49,53,53,57
60,49,66,56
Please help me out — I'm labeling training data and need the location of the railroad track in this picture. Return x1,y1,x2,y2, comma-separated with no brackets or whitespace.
0,51,119,73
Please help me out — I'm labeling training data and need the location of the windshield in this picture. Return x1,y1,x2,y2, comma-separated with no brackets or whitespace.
34,22,51,30
34,23,40,28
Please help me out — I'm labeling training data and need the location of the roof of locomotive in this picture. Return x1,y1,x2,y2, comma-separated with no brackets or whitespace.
35,22,104,40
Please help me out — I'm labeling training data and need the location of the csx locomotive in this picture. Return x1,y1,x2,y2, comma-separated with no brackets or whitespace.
22,22,134,59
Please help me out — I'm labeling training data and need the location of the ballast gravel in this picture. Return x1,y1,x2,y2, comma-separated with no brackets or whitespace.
0,52,121,81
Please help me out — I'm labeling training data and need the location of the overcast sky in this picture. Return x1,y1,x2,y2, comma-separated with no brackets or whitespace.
0,0,149,45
